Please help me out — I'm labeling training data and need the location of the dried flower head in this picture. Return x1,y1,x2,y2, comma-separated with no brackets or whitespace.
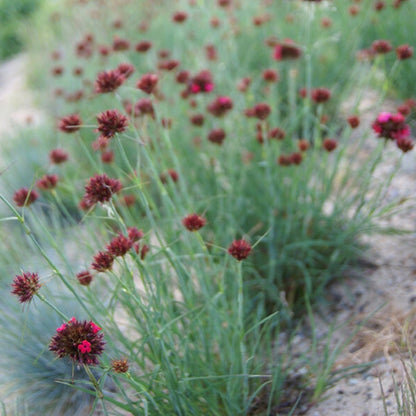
96,109,128,138
13,188,39,207
228,239,252,261
58,114,82,133
95,70,125,94
84,173,122,205
77,270,94,286
11,272,41,303
49,318,105,366
182,213,206,231
112,358,129,373
91,251,114,272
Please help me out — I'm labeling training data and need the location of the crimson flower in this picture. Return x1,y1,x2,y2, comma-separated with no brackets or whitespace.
96,109,128,138
83,173,122,205
58,113,82,133
91,251,114,272
372,112,410,141
36,174,59,190
49,318,105,366
137,73,158,94
95,70,125,93
13,188,39,207
182,214,206,231
11,272,41,303
228,239,252,261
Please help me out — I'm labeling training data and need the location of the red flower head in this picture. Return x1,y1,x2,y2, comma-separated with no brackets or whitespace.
347,115,360,129
322,138,338,152
371,112,410,141
207,96,233,117
396,137,414,153
116,63,135,79
263,69,279,83
205,44,217,61
91,251,114,272
95,70,125,94
11,272,41,303
127,227,144,242
311,88,331,103
112,37,130,51
96,109,128,138
228,239,252,261
396,44,413,60
188,70,214,94
106,233,133,257
101,150,114,164
135,40,153,53
58,114,82,133
182,213,206,231
13,188,39,207
84,174,122,205
278,154,292,166
273,40,302,60
77,270,94,286
160,169,179,184
36,174,59,190
135,98,155,117
137,73,158,94
372,40,393,54
190,114,205,126
208,128,226,145
158,59,180,71
290,152,303,165
173,11,188,23
374,1,385,10
49,318,105,366
268,127,286,140
298,139,310,152
49,148,69,164
253,103,271,120
237,77,251,92
176,70,190,84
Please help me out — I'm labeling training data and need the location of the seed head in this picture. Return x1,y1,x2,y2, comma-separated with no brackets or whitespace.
112,358,129,373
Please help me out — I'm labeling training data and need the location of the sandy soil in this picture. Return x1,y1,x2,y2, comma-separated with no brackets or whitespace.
1,55,415,416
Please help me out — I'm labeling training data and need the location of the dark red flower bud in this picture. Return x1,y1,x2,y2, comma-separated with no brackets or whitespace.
77,270,94,286
58,113,82,133
13,188,39,207
228,239,252,261
182,213,206,231
322,138,338,152
11,272,41,303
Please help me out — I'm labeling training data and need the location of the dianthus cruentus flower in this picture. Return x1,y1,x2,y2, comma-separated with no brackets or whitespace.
347,115,360,129
396,44,413,60
77,270,94,286
208,128,226,145
372,40,393,54
113,37,130,51
36,174,59,190
228,239,252,261
207,96,233,117
135,98,155,117
83,173,122,205
91,251,114,272
371,112,410,141
136,73,158,94
49,318,105,366
49,148,69,164
188,70,214,94
135,40,153,52
95,70,125,93
116,63,135,78
13,188,39,207
311,88,331,103
396,137,414,153
127,227,144,242
182,213,206,231
96,109,128,138
322,138,338,152
58,113,82,133
273,40,302,60
11,272,41,303
106,233,133,257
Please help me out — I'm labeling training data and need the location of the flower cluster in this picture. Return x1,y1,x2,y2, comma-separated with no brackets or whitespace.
49,318,105,366
96,109,129,139
83,173,123,206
